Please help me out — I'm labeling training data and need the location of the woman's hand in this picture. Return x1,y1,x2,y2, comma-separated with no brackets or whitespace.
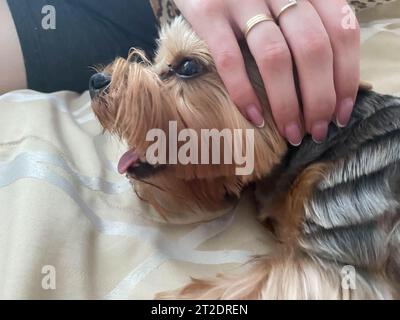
174,0,360,145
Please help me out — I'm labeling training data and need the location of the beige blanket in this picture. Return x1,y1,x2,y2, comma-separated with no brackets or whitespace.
0,1,400,299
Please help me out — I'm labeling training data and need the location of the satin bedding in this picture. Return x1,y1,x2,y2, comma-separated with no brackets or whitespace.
0,1,399,299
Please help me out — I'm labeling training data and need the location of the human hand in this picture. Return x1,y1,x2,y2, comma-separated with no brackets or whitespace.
174,0,360,145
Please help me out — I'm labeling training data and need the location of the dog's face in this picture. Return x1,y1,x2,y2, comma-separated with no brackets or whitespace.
91,17,287,222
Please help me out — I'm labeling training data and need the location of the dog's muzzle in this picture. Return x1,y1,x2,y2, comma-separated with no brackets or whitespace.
89,73,111,99
118,150,167,179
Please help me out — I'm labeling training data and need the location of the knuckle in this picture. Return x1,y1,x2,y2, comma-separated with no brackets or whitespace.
273,102,300,123
345,75,361,94
193,0,220,16
298,32,332,60
260,42,291,68
215,50,241,72
309,95,336,118
332,21,360,46
229,82,253,105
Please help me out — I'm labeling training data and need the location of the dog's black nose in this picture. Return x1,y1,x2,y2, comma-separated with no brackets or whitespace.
89,73,111,98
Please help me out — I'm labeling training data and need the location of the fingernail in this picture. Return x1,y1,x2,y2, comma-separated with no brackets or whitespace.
246,105,265,128
284,122,303,147
336,98,354,128
311,120,329,144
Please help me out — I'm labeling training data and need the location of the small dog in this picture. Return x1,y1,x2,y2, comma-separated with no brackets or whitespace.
90,17,400,299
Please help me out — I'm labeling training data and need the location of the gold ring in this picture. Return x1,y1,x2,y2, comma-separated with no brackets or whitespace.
243,14,274,39
276,0,298,21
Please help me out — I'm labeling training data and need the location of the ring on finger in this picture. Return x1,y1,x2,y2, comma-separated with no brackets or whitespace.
276,0,298,21
243,14,275,39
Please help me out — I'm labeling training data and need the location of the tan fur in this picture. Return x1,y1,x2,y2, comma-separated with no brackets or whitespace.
91,17,398,299
157,254,347,300
256,163,333,243
158,250,394,300
158,163,344,300
92,18,287,222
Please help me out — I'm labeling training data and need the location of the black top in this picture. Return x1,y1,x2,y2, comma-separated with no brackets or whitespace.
7,0,158,92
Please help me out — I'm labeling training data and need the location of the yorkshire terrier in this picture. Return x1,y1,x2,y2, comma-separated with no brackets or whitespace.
90,17,400,299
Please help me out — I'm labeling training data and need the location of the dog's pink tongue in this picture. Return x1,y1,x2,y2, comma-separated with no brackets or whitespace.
118,150,139,174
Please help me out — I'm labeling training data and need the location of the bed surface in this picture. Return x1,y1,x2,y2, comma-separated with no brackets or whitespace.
1,2,400,299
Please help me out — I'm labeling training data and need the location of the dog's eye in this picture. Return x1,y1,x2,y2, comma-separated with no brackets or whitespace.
174,59,203,79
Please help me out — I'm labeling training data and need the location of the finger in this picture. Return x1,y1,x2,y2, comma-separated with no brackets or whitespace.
310,0,360,127
232,0,304,146
269,0,336,143
208,22,267,127
175,0,264,127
